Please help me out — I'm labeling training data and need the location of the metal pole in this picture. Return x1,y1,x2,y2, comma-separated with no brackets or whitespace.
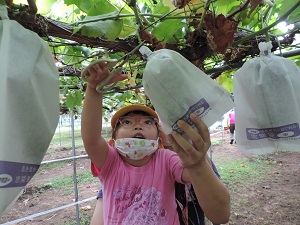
58,115,62,150
71,110,80,224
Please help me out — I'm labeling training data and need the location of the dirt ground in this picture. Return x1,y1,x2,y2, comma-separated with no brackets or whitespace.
1,132,299,225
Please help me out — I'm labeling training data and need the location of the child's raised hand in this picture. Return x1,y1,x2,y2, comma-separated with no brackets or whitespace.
83,61,128,89
168,113,211,169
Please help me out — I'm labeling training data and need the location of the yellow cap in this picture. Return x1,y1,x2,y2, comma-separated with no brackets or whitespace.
111,104,159,128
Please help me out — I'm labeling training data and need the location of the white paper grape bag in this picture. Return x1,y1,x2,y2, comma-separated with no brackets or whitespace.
0,5,59,216
140,46,234,134
234,42,300,154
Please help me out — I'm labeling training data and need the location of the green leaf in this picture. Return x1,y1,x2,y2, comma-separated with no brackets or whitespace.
238,6,261,30
272,0,300,24
295,59,300,67
74,15,124,41
152,19,186,44
36,0,56,14
64,0,91,12
66,91,82,108
152,3,170,15
216,70,235,93
118,8,136,39
58,45,89,64
276,0,298,14
13,0,55,13
213,0,241,16
118,20,136,39
65,0,116,15
73,46,92,56
289,55,300,67
286,11,300,24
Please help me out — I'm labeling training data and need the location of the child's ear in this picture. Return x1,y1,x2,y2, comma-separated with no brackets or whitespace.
108,139,115,147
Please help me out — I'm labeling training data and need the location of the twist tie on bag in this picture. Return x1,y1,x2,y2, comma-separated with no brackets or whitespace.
139,46,153,60
81,41,145,93
0,5,9,20
259,41,272,56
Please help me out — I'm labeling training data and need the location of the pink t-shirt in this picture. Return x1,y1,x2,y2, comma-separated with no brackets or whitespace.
229,111,235,124
93,146,185,225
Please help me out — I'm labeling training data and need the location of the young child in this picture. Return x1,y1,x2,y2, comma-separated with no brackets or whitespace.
90,127,222,225
81,61,230,224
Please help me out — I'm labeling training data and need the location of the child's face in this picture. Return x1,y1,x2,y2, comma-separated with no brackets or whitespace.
114,112,159,140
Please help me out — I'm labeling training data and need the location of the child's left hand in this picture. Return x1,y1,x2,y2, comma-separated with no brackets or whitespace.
168,113,211,169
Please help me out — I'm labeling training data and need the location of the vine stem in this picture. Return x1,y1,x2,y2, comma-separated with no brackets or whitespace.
262,5,274,42
226,0,250,19
130,1,143,43
27,0,37,15
237,26,276,38
132,2,143,29
70,13,207,26
198,0,212,30
233,1,300,47
139,8,178,32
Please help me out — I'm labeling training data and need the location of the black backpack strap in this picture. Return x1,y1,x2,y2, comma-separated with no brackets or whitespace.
175,182,188,225
187,185,205,225
176,199,186,225
175,160,221,225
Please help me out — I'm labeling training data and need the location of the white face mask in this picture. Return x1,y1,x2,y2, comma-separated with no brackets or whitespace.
114,138,159,160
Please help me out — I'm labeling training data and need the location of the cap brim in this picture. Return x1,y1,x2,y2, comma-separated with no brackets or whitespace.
111,104,158,128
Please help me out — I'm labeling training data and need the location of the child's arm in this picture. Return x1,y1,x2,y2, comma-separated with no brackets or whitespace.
168,114,231,224
81,62,127,169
